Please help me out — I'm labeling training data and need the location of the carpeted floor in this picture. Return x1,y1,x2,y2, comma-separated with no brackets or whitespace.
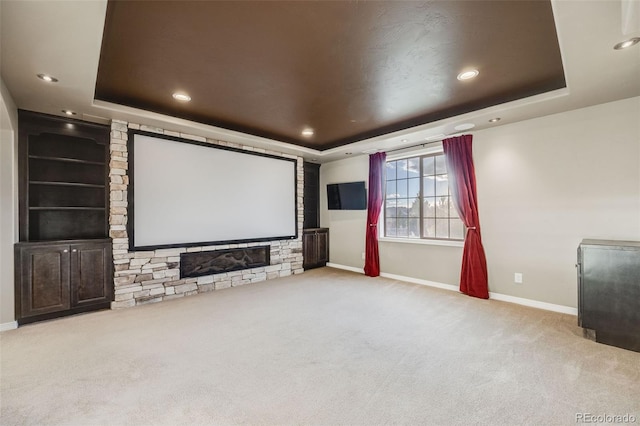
1,267,638,425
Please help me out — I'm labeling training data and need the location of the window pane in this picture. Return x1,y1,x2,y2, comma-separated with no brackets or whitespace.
385,218,396,237
396,218,408,237
408,178,420,198
423,218,436,238
435,196,449,217
408,197,420,217
386,161,396,180
423,176,435,197
397,199,409,217
435,174,449,196
386,180,397,198
385,200,396,218
424,197,435,217
422,156,434,176
408,218,420,238
435,155,447,174
396,179,408,198
407,157,420,177
449,199,459,218
435,218,449,238
450,218,465,240
396,159,408,179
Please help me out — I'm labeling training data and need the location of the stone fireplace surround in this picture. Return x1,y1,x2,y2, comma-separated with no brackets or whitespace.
109,120,304,308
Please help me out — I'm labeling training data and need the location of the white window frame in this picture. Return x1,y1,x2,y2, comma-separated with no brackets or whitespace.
379,144,464,247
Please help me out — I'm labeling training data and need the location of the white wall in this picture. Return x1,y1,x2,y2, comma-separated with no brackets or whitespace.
474,96,640,307
320,156,369,268
320,97,640,308
0,77,18,326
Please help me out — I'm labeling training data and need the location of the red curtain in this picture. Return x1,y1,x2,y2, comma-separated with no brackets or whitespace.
442,135,489,299
364,152,386,277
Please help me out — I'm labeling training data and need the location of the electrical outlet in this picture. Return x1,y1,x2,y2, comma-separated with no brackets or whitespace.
361,252,366,260
514,273,523,284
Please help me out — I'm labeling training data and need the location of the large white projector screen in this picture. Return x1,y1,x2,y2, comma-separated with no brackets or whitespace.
130,133,297,249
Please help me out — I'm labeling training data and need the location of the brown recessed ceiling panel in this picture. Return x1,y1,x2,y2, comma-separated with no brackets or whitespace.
96,1,565,150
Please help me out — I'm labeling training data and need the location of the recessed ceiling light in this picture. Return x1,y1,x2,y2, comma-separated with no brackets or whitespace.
488,117,501,123
401,139,408,143
614,37,640,50
37,73,58,83
457,69,479,81
301,128,314,137
172,92,191,102
62,110,76,116
454,123,475,131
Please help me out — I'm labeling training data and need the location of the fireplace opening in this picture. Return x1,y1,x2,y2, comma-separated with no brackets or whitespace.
180,246,270,278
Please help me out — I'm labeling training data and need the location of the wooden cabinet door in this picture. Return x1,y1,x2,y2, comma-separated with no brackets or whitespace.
316,230,329,264
302,231,317,269
70,241,112,307
17,244,70,318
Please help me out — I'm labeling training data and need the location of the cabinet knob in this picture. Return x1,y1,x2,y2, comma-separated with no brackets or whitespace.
72,249,77,253
63,249,68,253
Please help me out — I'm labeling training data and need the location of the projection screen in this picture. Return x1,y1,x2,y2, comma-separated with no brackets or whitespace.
129,132,297,250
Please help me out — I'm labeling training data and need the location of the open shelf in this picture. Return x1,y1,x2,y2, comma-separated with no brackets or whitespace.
29,207,105,211
29,157,105,186
29,181,105,188
28,155,105,166
29,208,106,241
29,131,105,163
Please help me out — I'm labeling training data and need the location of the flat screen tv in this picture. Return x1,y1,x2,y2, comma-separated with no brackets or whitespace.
327,181,367,210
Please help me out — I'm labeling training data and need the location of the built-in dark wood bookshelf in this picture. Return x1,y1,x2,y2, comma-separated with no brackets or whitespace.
15,110,112,324
302,162,328,269
303,162,320,229
19,111,109,241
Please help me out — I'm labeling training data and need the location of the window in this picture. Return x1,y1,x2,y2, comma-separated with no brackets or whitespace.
384,153,464,241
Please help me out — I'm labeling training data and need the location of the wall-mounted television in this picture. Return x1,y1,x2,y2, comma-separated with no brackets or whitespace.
327,181,367,210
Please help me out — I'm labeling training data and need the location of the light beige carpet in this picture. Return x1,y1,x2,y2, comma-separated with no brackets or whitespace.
1,267,638,425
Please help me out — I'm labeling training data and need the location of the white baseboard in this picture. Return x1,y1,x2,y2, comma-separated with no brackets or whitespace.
0,321,18,332
488,292,578,316
326,263,364,274
380,271,460,292
327,263,577,316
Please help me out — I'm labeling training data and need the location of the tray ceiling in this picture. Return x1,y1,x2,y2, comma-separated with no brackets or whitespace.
95,1,565,151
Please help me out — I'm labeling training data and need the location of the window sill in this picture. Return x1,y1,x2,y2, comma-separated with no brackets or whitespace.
378,237,464,248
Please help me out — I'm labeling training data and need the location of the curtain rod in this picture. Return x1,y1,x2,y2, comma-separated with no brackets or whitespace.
385,140,441,154
384,132,469,154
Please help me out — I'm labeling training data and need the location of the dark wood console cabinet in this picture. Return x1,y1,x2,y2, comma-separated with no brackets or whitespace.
15,111,113,324
303,228,329,270
577,239,640,352
15,239,113,324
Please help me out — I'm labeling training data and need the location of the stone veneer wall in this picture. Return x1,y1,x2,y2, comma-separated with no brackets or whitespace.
109,120,304,308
